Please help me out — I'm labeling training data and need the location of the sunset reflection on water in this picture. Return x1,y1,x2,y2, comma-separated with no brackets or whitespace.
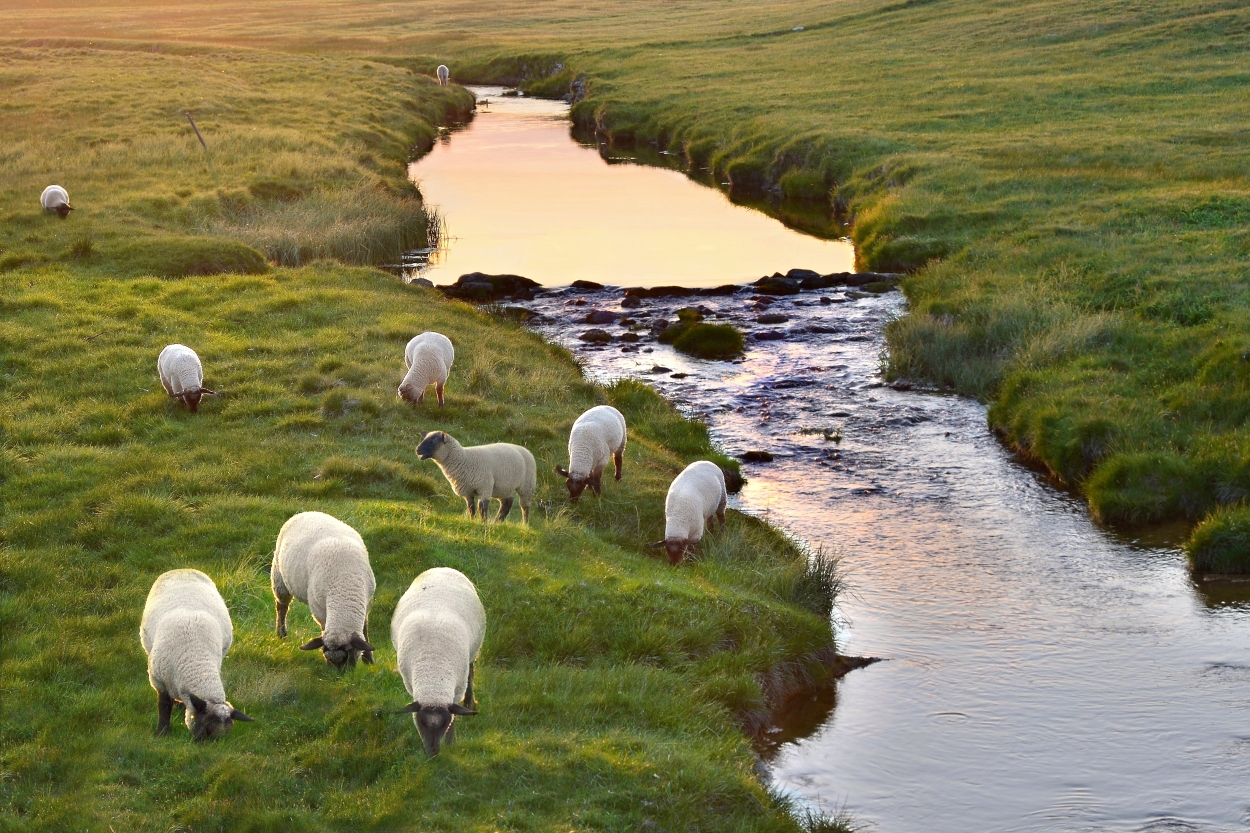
408,87,854,287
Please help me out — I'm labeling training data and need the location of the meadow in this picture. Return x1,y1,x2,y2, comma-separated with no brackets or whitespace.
0,43,843,832
5,0,1246,564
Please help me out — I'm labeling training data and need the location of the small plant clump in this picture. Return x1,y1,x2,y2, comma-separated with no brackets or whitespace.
659,320,745,359
1185,505,1250,575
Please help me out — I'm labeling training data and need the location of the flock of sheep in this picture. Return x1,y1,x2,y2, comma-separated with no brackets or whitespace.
140,330,730,754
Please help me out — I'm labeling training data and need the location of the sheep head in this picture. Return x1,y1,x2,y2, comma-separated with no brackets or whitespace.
416,431,448,460
554,465,589,502
185,693,253,741
55,203,74,218
397,700,477,757
397,378,423,404
300,633,374,668
177,387,217,414
648,538,693,565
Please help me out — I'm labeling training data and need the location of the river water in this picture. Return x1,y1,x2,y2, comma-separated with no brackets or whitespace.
409,89,1250,832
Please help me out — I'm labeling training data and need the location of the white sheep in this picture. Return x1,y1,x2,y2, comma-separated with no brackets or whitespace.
157,344,218,414
392,567,485,757
40,185,74,218
555,405,627,501
398,332,454,407
139,568,254,739
437,65,450,86
416,430,536,523
272,511,377,668
648,460,728,564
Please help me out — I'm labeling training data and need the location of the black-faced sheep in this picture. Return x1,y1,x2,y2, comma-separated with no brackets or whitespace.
555,405,627,502
272,511,376,668
648,460,728,564
158,344,217,414
139,569,253,739
40,185,74,218
398,332,454,407
437,65,450,86
416,431,536,523
392,567,485,757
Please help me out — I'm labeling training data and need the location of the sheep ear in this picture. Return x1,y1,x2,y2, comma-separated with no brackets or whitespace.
200,388,219,397
230,709,254,723
647,541,666,549
396,701,422,714
187,693,208,713
299,637,325,651
361,650,375,665
350,633,375,653
449,704,478,716
554,465,570,477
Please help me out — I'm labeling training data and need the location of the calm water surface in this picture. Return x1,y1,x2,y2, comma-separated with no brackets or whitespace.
410,91,1250,832
407,87,853,287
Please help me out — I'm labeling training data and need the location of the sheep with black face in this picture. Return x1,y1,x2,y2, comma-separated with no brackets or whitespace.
416,430,535,523
157,344,218,414
271,511,376,668
392,567,485,757
648,460,728,564
555,405,627,501
140,569,254,740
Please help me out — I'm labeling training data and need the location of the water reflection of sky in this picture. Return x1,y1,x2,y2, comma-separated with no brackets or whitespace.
407,87,854,287
518,286,1250,833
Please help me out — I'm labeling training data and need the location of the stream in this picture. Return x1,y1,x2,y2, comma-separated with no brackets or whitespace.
409,88,1250,832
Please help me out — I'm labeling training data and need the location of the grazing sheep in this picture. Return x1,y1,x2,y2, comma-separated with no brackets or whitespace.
648,460,728,564
555,405,627,502
272,511,377,668
398,332,454,407
416,431,535,523
40,185,73,218
437,65,450,86
140,569,254,739
392,567,485,757
157,344,217,414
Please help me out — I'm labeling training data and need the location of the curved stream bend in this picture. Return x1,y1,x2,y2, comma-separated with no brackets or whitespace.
410,89,1250,833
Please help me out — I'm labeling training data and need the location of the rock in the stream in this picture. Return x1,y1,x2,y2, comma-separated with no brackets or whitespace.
571,280,604,291
739,450,774,463
624,285,699,299
620,294,643,308
754,330,787,341
579,329,612,343
697,284,741,296
755,313,789,324
721,466,746,494
649,365,672,373
786,268,821,281
585,309,619,324
753,276,801,296
411,277,434,288
440,272,542,302
618,332,640,343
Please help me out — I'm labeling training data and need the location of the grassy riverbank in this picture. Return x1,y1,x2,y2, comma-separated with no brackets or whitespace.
0,46,843,831
8,0,1245,564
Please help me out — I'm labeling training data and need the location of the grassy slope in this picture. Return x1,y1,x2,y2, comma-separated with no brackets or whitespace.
0,45,839,831
6,2,1248,561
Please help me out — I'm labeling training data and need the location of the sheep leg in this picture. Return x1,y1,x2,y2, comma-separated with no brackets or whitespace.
715,495,727,530
496,497,514,522
520,497,530,525
272,568,292,637
436,381,445,407
156,691,173,736
416,390,425,404
590,466,603,497
478,498,491,521
613,449,624,481
463,661,476,709
466,496,476,518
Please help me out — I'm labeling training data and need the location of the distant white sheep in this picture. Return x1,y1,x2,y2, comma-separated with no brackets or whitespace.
392,567,485,757
140,569,254,739
398,332,454,406
416,430,536,523
649,460,728,564
437,65,450,86
158,344,217,414
555,405,627,501
272,511,377,668
40,185,74,218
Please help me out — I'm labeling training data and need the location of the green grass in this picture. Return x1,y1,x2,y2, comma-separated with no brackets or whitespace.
1185,505,1250,576
0,264,840,831
660,322,747,360
0,43,473,274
